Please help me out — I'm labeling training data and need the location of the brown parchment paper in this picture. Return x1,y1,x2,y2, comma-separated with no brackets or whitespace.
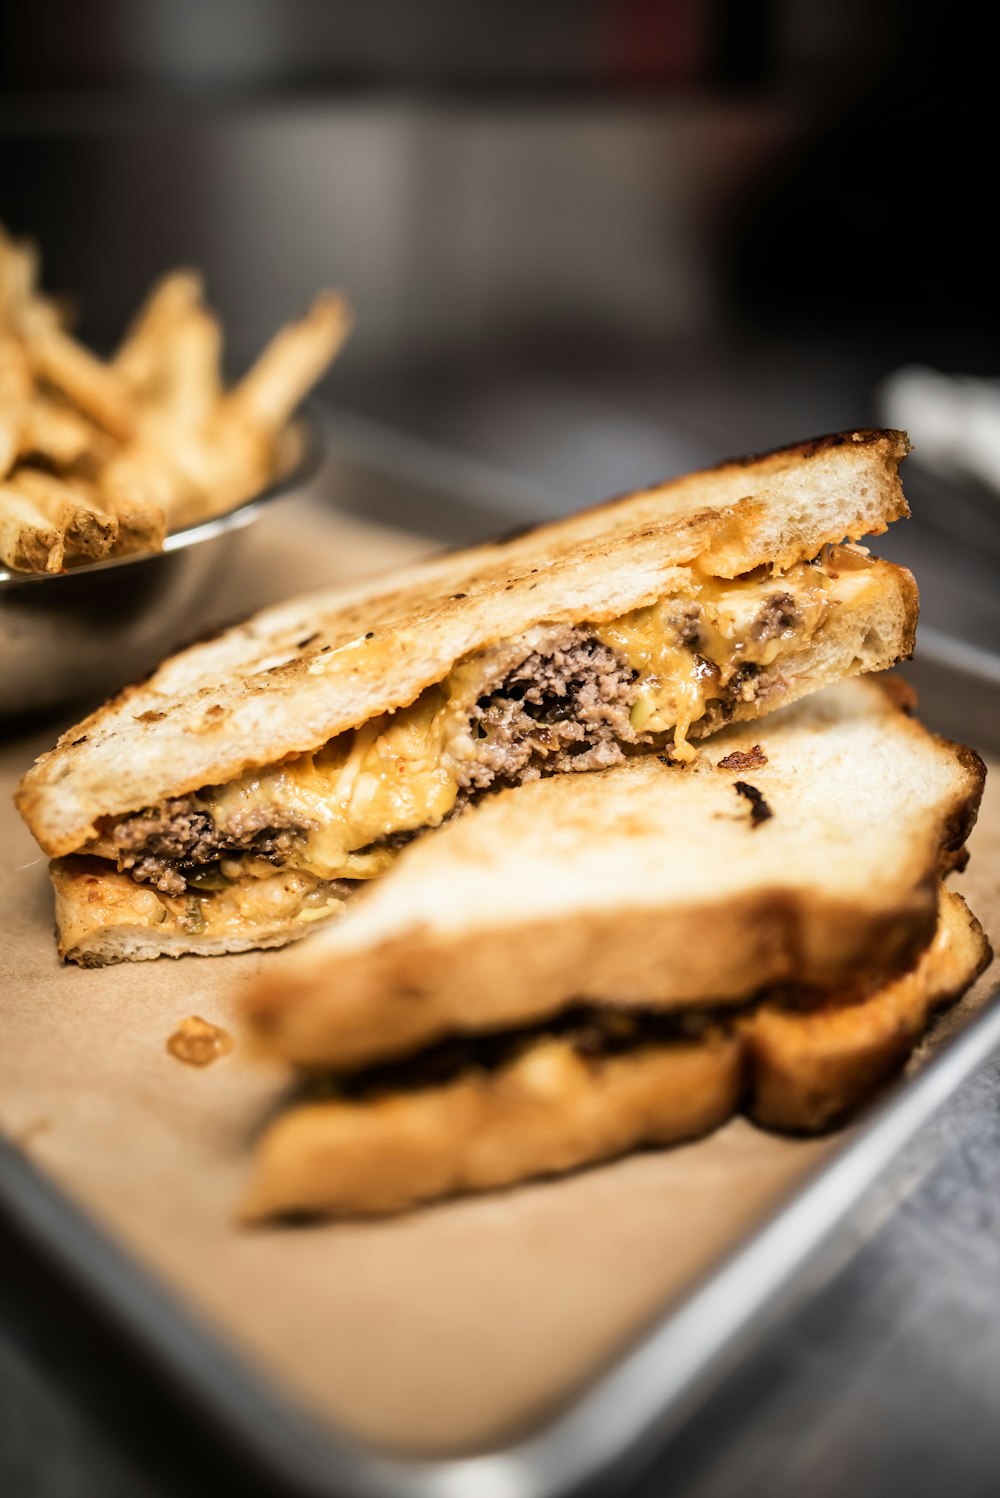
1,496,998,1458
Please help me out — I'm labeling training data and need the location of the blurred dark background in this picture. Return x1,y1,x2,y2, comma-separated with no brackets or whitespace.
2,0,998,506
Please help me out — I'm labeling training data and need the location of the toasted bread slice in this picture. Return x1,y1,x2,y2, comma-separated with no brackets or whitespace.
18,430,910,859
244,679,984,1071
242,1028,743,1221
744,887,992,1130
49,856,349,966
241,890,990,1219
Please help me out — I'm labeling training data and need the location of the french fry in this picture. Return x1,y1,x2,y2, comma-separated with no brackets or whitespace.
113,269,204,393
47,293,78,331
270,421,305,482
0,339,31,478
0,483,65,573
0,227,40,330
18,397,107,468
166,415,271,526
224,291,351,434
101,438,190,519
20,305,135,442
101,491,167,556
120,397,270,528
1,222,351,573
0,419,19,481
11,468,119,560
152,302,223,426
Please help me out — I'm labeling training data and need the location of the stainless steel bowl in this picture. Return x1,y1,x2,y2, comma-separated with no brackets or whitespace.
0,413,323,721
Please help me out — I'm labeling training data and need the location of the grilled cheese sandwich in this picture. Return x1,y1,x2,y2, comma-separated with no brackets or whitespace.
17,429,919,962
87,545,889,891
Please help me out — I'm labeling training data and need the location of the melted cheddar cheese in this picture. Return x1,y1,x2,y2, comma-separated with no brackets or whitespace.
594,558,845,757
206,685,463,880
108,546,878,887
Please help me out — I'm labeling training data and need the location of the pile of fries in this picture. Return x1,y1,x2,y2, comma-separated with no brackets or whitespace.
0,224,351,575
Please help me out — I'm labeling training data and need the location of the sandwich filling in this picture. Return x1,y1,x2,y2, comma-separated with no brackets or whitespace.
85,545,880,906
299,1002,730,1099
242,888,989,1219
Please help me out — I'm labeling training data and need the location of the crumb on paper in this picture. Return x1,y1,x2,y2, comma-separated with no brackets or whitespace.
167,1015,234,1067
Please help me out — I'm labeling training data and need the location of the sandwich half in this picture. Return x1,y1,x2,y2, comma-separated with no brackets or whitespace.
242,888,991,1219
239,679,990,1218
19,429,917,963
245,678,984,1070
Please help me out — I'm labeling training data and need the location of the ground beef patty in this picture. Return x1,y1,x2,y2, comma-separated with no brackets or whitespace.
108,630,641,890
111,802,304,895
316,1002,718,1102
458,630,641,794
750,592,801,643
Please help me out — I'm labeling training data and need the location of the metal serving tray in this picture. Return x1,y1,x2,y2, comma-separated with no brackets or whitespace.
1,425,998,1498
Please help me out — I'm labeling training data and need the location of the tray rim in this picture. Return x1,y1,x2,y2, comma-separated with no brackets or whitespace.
1,631,998,1498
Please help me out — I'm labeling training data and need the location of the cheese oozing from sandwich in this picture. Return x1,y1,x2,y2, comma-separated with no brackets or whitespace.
91,546,881,893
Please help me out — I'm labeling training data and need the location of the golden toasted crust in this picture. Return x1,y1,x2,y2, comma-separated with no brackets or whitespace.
244,679,984,1071
50,856,347,965
742,886,994,1126
241,1030,743,1220
241,887,988,1220
16,430,910,857
744,888,993,1130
